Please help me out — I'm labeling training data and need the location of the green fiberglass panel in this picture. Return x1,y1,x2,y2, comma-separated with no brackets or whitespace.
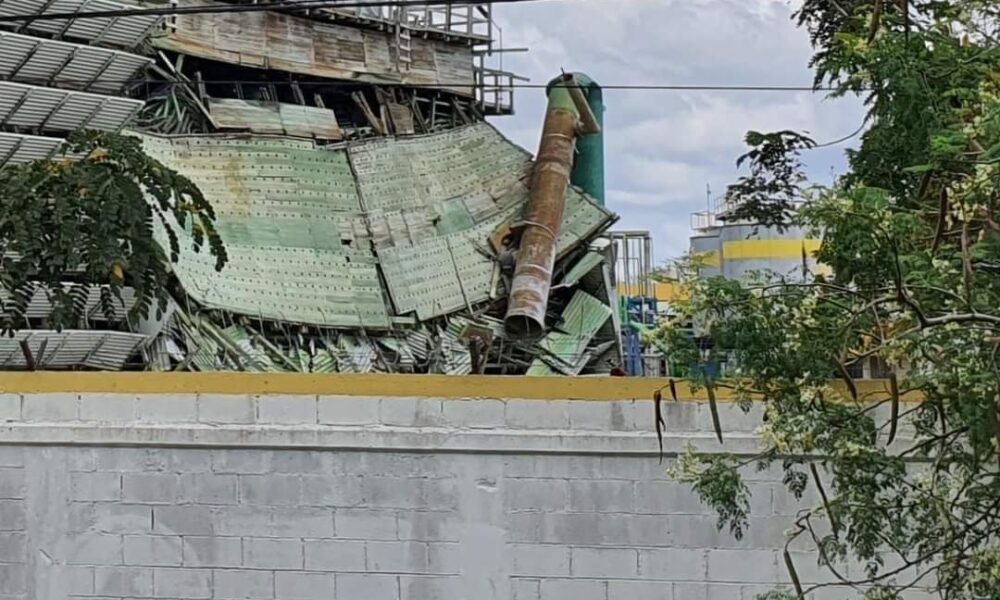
142,134,392,328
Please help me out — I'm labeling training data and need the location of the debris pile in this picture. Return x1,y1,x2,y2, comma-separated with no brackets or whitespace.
136,123,622,375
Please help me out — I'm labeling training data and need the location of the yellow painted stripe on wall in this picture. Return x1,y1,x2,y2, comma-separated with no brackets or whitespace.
617,281,689,302
0,372,916,402
722,239,821,260
690,250,721,268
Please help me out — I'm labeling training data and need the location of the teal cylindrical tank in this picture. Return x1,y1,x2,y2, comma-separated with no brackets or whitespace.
546,73,605,206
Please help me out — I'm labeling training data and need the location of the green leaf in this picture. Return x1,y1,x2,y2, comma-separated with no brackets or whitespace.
0,130,227,333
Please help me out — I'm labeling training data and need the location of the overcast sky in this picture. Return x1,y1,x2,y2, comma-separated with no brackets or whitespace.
488,0,865,262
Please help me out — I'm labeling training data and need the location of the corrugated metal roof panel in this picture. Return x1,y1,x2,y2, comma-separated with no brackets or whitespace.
0,132,63,166
334,335,378,373
0,0,161,48
433,323,472,375
0,329,145,370
0,284,136,321
0,81,143,133
0,32,151,94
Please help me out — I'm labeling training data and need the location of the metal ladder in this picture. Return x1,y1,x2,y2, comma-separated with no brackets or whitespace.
395,23,412,72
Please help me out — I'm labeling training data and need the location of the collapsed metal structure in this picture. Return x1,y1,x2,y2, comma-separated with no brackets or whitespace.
0,0,624,374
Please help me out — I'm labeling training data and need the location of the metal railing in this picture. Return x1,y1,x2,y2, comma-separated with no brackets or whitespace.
711,195,806,220
474,63,526,115
403,4,493,39
690,211,721,231
316,3,493,40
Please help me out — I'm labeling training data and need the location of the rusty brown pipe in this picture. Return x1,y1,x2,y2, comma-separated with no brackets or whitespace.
504,76,584,337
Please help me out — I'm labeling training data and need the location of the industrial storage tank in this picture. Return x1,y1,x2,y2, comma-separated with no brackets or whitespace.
688,199,821,282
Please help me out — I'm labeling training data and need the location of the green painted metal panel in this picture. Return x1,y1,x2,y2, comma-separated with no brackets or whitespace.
141,123,615,328
527,290,612,375
571,75,605,205
351,124,614,321
559,251,605,287
349,124,529,214
142,134,393,329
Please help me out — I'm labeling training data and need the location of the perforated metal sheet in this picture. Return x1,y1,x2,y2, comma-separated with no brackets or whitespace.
0,81,143,133
0,32,151,94
350,125,520,319
377,207,517,320
557,186,617,256
141,134,392,329
346,124,615,321
527,290,612,376
0,0,161,48
141,124,615,327
350,124,530,214
0,132,63,166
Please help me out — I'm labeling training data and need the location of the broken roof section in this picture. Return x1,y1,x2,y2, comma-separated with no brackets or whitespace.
141,133,391,329
354,125,611,321
137,123,622,375
143,123,615,329
526,290,613,376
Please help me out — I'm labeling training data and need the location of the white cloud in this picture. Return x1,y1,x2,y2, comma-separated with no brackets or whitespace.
618,156,703,195
612,94,814,157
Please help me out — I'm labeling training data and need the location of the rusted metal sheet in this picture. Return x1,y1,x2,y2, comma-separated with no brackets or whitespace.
157,0,475,96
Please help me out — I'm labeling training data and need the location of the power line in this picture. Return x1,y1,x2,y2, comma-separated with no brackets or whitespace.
16,78,835,92
0,0,531,23
811,121,866,148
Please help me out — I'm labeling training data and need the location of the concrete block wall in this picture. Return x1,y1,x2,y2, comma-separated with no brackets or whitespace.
0,376,928,600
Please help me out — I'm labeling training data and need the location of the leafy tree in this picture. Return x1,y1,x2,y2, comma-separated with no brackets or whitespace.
0,130,226,332
658,1,998,598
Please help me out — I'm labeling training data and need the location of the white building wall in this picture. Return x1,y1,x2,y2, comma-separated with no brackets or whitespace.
0,390,928,599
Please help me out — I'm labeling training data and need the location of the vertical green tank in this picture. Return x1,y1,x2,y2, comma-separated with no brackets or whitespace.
547,73,605,205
